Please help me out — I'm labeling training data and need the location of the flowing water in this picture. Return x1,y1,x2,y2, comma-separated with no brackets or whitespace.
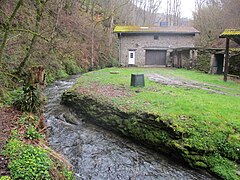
44,75,214,180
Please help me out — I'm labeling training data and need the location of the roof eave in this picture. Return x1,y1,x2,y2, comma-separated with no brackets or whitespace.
114,31,199,35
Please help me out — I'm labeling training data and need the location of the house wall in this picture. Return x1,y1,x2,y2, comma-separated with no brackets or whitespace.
119,33,195,67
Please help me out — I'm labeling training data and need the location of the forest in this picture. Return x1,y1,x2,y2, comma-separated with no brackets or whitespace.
0,0,240,97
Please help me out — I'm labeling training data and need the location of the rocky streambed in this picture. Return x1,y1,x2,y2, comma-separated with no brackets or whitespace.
44,75,214,180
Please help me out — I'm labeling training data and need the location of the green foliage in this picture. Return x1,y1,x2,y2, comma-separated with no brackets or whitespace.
46,73,55,83
1,88,23,106
0,176,11,180
46,69,70,84
2,114,75,180
56,69,68,79
108,57,119,67
205,154,239,180
61,168,76,180
194,51,211,72
17,113,44,140
18,113,39,126
3,139,53,180
99,55,119,69
25,124,43,140
2,139,24,157
14,84,44,113
63,56,83,75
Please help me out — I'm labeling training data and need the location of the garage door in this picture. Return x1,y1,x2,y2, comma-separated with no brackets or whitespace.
145,50,166,65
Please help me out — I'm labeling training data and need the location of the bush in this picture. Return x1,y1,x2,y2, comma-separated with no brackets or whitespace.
63,56,83,75
3,139,53,180
194,51,211,72
46,73,55,83
56,69,68,79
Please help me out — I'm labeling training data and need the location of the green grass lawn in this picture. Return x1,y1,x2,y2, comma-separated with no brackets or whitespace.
75,67,240,123
73,67,240,179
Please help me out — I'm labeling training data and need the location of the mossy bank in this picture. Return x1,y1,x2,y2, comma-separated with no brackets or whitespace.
62,67,240,180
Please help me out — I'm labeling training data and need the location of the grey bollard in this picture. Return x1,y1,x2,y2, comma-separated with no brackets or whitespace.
130,74,145,87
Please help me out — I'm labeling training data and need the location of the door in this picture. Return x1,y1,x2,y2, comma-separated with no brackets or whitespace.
145,50,166,65
128,50,135,65
216,54,224,74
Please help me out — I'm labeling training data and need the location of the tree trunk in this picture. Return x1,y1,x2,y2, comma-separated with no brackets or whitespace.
0,0,23,69
17,0,43,75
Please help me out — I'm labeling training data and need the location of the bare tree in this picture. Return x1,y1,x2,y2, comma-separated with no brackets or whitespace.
193,0,224,47
166,0,182,26
17,0,49,75
0,0,23,69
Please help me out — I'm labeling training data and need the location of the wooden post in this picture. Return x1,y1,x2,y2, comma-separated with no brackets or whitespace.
224,38,230,82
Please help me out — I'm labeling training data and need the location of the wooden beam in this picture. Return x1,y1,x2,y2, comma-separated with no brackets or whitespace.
224,38,230,82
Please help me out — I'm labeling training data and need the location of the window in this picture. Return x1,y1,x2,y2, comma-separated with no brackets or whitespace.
154,35,159,40
130,53,134,58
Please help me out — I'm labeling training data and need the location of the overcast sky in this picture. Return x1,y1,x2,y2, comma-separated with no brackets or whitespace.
161,0,196,19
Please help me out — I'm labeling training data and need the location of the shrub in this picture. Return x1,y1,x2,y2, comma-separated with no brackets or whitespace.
56,70,68,79
194,51,211,72
14,84,44,113
63,56,83,75
46,73,55,83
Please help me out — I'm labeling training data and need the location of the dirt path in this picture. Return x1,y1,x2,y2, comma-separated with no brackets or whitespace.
147,74,240,96
0,107,21,176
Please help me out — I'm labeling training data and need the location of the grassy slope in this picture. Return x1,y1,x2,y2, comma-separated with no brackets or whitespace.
73,67,240,179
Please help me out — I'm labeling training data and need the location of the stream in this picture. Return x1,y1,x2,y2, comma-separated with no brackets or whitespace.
44,75,214,180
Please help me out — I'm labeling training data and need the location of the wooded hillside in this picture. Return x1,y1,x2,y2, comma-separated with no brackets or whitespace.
0,0,169,96
194,0,240,47
1,0,240,98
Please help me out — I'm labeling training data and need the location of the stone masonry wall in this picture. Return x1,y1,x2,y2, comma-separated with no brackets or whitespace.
120,33,195,67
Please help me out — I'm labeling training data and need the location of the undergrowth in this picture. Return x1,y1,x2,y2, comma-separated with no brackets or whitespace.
2,113,75,180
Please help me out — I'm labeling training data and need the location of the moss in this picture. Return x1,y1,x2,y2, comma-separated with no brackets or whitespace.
194,161,208,168
114,26,141,32
220,29,240,37
204,154,239,180
61,89,240,180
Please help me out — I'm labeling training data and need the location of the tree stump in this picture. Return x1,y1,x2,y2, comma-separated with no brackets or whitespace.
28,66,46,89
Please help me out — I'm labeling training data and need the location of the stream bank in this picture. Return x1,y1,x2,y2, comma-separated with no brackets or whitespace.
61,91,214,177
60,68,240,180
44,75,214,180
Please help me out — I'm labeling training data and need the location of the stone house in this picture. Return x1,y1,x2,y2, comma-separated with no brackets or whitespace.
114,26,199,68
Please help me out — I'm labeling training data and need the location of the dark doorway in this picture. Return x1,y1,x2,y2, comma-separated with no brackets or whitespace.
145,50,166,65
215,54,224,74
